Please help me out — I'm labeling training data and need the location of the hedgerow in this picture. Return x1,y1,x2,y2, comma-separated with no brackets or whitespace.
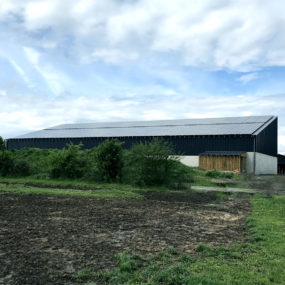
0,138,193,187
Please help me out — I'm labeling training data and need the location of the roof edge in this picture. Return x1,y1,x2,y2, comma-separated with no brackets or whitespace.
252,116,277,136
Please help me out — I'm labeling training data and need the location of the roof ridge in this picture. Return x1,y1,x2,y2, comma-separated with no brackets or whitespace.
44,121,271,131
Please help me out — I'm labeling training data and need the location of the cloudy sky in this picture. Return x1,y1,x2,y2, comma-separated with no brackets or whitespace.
0,0,285,153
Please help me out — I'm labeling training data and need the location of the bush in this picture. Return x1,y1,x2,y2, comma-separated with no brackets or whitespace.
95,139,123,182
0,151,14,176
205,169,221,178
220,172,234,179
166,160,194,190
10,148,53,176
13,160,31,176
0,136,5,151
123,139,182,186
205,169,234,179
50,143,87,179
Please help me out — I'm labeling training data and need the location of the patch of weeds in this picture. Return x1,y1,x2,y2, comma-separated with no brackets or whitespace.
178,253,195,264
97,253,143,284
149,251,172,265
76,267,96,283
152,263,190,284
167,247,178,255
195,243,213,255
116,253,143,273
205,169,222,178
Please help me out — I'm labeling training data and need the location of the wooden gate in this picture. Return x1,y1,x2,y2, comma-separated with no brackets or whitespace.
199,153,246,172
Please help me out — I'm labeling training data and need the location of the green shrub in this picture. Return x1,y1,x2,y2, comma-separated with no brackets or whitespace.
95,139,123,182
220,172,234,179
0,136,5,151
11,148,53,176
123,139,193,187
167,160,194,190
13,160,31,176
50,143,87,179
205,169,234,179
0,150,14,176
123,139,176,186
205,169,221,178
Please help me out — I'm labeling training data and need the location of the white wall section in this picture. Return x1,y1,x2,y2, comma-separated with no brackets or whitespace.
246,152,277,175
178,156,199,167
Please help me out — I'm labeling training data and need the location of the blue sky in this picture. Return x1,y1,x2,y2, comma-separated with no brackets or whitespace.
0,0,284,153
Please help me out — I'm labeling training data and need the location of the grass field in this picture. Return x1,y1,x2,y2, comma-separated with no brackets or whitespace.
0,167,247,198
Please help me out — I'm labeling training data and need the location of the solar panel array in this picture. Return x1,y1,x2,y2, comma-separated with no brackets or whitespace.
15,116,273,139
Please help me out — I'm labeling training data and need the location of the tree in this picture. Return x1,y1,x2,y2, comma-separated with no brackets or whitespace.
124,138,177,186
50,143,86,178
95,139,123,182
0,151,14,176
0,136,5,151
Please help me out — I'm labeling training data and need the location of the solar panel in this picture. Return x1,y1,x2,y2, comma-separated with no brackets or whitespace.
14,115,273,139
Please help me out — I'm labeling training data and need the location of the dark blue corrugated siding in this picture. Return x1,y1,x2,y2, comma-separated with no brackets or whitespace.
256,117,278,157
278,154,285,164
6,135,255,155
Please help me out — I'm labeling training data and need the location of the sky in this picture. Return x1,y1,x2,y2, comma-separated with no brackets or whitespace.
0,0,285,154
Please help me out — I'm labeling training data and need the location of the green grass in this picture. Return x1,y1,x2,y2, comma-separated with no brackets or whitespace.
0,182,143,199
0,168,251,200
0,177,196,198
76,195,285,284
0,165,248,193
189,167,246,188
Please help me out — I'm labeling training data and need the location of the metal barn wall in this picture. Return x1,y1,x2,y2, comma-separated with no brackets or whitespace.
7,134,255,155
168,135,254,155
256,117,278,157
278,154,285,174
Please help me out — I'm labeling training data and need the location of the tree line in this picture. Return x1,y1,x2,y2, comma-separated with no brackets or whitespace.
0,136,192,187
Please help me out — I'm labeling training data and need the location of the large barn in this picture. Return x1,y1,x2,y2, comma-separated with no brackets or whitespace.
6,115,278,175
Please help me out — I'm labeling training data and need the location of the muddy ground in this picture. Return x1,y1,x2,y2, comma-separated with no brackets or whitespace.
0,191,251,285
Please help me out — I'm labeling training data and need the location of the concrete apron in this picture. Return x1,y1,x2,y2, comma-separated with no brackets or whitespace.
191,185,259,194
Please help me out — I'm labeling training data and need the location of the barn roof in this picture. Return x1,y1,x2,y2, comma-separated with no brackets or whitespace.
13,115,276,139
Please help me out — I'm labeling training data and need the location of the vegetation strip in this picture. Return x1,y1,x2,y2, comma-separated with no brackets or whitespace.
0,184,142,199
76,195,285,285
0,181,101,191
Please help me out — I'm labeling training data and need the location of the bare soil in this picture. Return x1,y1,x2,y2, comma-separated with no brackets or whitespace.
0,191,251,285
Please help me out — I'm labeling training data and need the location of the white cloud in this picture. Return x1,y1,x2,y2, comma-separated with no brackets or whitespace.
0,90,7,97
1,0,285,70
237,73,259,85
23,47,72,96
25,1,55,28
23,47,40,65
8,58,34,88
0,0,22,19
91,48,138,64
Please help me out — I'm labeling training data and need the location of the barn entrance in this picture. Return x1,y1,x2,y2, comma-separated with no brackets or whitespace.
199,151,246,173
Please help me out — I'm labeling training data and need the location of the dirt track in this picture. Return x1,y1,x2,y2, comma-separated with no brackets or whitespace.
0,192,251,285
